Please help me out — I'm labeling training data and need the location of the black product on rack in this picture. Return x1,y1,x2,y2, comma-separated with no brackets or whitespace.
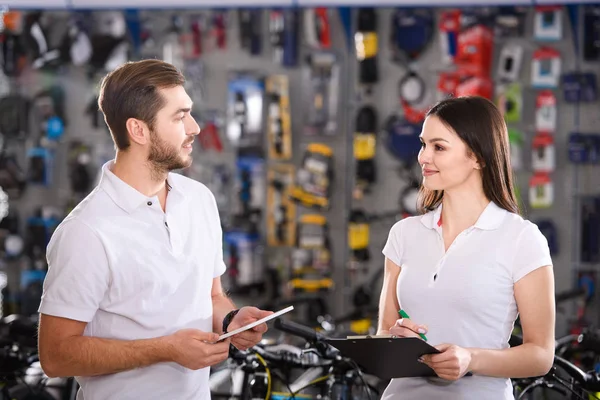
239,9,262,56
355,8,378,86
583,5,600,62
353,105,377,199
348,209,370,263
390,8,434,65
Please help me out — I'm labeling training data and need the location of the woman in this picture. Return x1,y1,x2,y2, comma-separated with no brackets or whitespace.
377,96,555,399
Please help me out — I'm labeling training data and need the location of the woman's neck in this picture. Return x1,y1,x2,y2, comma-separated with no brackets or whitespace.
440,190,490,234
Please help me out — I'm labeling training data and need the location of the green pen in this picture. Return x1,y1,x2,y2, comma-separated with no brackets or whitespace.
399,309,428,341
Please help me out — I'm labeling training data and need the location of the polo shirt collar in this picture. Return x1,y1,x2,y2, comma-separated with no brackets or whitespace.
420,200,507,231
99,160,184,214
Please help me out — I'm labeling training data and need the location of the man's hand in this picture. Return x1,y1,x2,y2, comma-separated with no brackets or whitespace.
420,343,473,381
165,329,230,370
226,307,273,350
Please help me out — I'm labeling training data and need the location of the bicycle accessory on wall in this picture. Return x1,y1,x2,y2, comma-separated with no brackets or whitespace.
269,9,299,67
536,90,557,134
494,6,527,38
224,228,263,291
239,9,262,56
531,133,555,173
531,47,561,89
456,24,494,79
355,8,378,87
398,70,431,124
266,75,292,160
235,155,265,221
536,219,559,256
67,141,93,195
383,116,422,165
438,10,460,65
498,82,522,123
562,72,597,103
291,214,333,293
226,74,264,149
568,132,595,164
583,5,600,62
353,105,377,200
266,164,296,247
348,209,370,265
289,143,334,211
22,12,62,70
508,128,524,172
304,51,339,136
534,6,562,41
390,8,434,65
497,43,523,83
529,172,553,209
455,76,493,100
304,8,331,50
0,94,30,141
26,147,53,187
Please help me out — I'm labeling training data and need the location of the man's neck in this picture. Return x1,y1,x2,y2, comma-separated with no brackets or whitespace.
112,152,168,198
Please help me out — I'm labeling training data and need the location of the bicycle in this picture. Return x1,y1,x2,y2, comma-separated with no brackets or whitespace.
210,318,380,400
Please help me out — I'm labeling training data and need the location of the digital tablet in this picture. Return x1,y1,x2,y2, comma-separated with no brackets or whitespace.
218,305,294,341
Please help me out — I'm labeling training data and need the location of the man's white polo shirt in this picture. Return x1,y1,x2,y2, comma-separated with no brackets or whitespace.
39,160,226,400
380,201,553,400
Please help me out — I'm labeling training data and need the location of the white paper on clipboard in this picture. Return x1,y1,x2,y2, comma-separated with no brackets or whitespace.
218,305,294,341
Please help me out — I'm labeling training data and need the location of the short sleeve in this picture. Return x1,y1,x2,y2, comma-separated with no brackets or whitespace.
382,220,404,267
38,218,109,322
205,187,226,278
512,222,553,283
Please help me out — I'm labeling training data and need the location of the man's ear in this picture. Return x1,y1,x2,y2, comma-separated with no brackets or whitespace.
125,118,149,146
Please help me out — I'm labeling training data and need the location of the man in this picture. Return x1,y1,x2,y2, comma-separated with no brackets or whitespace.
37,59,273,400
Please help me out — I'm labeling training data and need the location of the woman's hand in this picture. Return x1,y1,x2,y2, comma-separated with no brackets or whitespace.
389,318,428,339
420,343,473,381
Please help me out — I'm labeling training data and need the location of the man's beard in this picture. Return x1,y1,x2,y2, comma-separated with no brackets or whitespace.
147,129,191,179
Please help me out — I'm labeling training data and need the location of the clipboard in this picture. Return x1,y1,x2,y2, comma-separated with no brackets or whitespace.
325,335,441,380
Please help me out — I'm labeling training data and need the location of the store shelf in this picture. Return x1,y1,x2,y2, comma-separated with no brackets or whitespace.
2,0,67,8
70,0,293,8
297,0,532,5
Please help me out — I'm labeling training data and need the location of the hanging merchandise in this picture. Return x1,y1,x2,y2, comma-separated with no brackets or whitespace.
583,5,600,62
455,76,493,100
67,141,93,195
536,219,559,256
494,6,528,38
562,72,598,103
211,10,227,50
497,82,522,123
437,71,461,100
266,75,292,160
508,128,524,171
535,90,557,134
234,154,265,221
266,164,296,247
531,47,561,89
33,85,67,142
197,113,223,153
290,214,334,293
439,10,460,65
531,133,555,173
226,74,264,149
390,8,434,66
24,207,60,261
304,51,339,136
59,13,93,67
224,228,263,291
27,147,54,186
269,9,299,68
238,9,262,56
22,12,62,70
0,94,30,141
304,8,331,50
88,12,129,74
580,197,600,264
529,172,553,209
398,70,432,124
0,154,27,199
568,132,600,165
455,24,494,79
383,116,422,165
178,14,203,60
496,44,523,83
534,6,563,42
353,105,378,200
355,8,378,88
289,144,334,211
348,209,370,268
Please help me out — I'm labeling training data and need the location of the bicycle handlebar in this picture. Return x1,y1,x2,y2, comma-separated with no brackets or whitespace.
274,318,327,343
552,354,600,392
